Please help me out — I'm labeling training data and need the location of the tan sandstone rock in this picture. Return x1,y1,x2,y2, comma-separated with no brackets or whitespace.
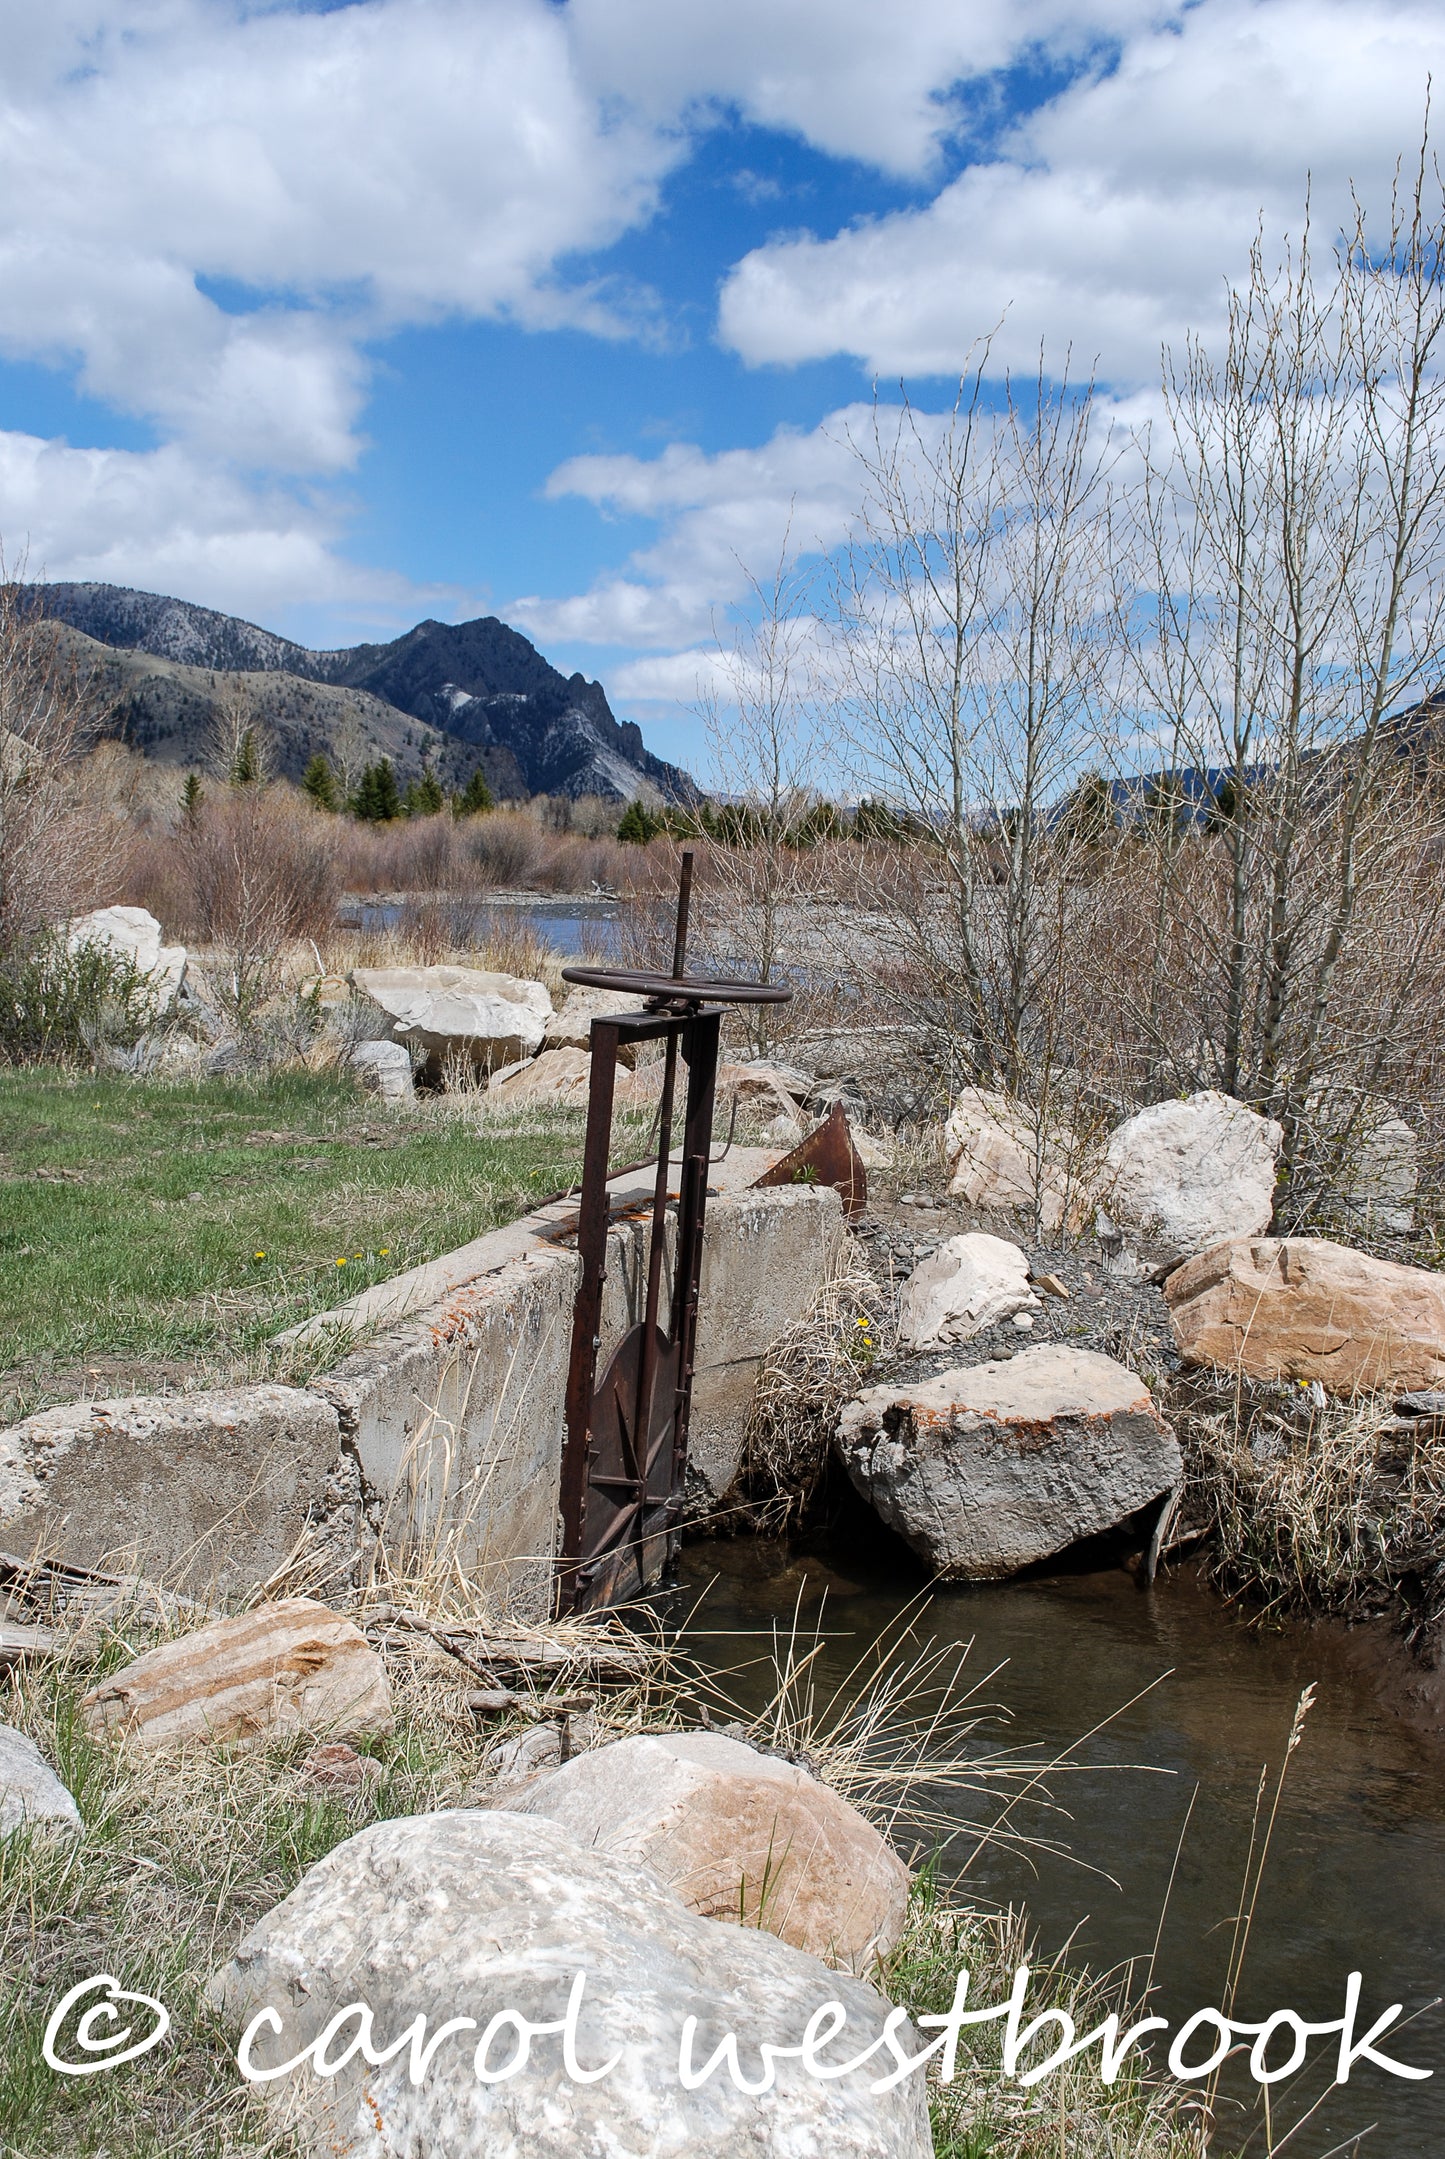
1165,1236,1445,1395
837,1346,1181,1579
485,1044,593,1106
79,1597,392,1751
944,1088,1089,1233
509,1729,909,1973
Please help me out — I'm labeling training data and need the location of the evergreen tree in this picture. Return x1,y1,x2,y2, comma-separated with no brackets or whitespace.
230,727,262,786
1054,771,1115,850
403,763,445,817
454,767,495,817
301,752,340,811
616,799,658,843
352,758,402,822
180,771,203,826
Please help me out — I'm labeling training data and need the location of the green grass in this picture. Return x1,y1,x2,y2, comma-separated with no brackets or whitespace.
0,1068,609,1418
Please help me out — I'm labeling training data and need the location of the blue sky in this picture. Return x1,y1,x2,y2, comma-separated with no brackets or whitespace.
0,0,1441,774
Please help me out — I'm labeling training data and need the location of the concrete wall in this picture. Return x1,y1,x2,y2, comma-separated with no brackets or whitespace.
0,1386,344,1602
0,1155,848,1618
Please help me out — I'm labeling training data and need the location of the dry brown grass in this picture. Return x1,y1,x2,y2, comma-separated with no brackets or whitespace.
735,1253,898,1531
1171,1372,1445,1646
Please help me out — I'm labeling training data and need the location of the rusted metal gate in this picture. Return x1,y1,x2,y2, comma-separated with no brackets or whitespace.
555,855,790,1615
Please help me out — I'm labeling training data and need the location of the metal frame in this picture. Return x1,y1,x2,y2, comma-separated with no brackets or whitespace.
553,853,790,1616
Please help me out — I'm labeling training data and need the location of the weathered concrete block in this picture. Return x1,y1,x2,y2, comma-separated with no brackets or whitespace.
837,1347,1181,1580
310,1251,579,1620
0,1386,343,1600
597,1184,848,1513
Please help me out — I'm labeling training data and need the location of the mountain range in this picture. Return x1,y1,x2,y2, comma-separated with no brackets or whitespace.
32,582,693,805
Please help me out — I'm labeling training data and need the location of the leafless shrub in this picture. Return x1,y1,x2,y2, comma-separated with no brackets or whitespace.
1174,1373,1445,1646
0,573,129,953
174,786,342,1022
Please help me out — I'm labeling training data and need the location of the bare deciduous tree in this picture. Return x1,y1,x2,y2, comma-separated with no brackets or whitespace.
0,569,127,954
1122,142,1445,1190
693,544,830,1056
828,358,1121,1098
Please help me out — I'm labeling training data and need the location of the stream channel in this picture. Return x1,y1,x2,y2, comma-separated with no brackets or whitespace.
664,1520,1445,2159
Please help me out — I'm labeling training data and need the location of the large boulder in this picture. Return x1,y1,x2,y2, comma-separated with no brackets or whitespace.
944,1088,1089,1234
0,1725,80,1837
208,1809,932,2158
350,966,552,1079
897,1232,1039,1350
79,1598,392,1751
1103,1091,1280,1264
837,1346,1181,1580
542,983,649,1065
347,1039,414,1100
1166,1236,1445,1395
508,1730,909,1974
718,1062,811,1128
486,1045,593,1107
66,905,186,1009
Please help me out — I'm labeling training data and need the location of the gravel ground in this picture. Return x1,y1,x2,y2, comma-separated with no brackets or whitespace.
853,1173,1178,1392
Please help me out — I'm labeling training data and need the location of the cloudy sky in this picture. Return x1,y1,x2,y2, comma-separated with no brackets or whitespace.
0,0,1441,768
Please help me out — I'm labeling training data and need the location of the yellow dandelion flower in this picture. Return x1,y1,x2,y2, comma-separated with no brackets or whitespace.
380,1247,390,1256
336,1257,347,1267
253,1250,266,1260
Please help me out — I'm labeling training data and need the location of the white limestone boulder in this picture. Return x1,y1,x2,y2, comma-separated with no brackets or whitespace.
350,965,552,1079
347,1039,414,1100
79,1598,392,1751
66,905,186,1010
509,1730,910,1974
0,1725,80,1837
944,1088,1090,1233
1103,1090,1280,1265
898,1233,1039,1349
836,1346,1181,1580
542,983,649,1065
208,1809,932,2158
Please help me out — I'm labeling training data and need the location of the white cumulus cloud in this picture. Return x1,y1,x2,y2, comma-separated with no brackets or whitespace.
718,0,1445,383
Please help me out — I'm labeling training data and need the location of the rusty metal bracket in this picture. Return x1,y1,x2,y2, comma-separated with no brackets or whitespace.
751,1101,868,1221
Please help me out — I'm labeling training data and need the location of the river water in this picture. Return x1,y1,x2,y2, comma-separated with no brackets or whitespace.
666,1525,1445,2159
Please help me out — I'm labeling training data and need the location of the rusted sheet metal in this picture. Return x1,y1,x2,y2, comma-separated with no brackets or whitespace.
751,1102,867,1222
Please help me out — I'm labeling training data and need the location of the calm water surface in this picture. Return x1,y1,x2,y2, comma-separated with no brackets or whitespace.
667,1531,1445,2159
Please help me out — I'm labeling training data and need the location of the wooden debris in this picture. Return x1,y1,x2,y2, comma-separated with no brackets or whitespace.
363,1605,657,1687
0,1620,56,1669
1032,1272,1070,1300
466,1688,594,1718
